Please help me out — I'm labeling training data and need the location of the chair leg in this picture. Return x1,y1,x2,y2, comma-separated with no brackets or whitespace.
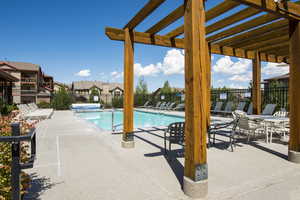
164,131,167,155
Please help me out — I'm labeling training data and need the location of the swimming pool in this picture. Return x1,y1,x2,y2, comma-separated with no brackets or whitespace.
77,110,184,131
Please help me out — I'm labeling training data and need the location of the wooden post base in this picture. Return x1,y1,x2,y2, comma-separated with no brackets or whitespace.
121,140,135,148
183,176,208,199
288,150,300,164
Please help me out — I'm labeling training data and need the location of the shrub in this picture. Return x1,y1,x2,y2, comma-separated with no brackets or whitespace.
112,96,123,108
0,114,33,199
89,88,100,103
51,87,74,110
37,101,51,109
0,99,17,116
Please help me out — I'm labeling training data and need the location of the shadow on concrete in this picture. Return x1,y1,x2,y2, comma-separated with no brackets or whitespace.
23,173,63,200
134,133,184,187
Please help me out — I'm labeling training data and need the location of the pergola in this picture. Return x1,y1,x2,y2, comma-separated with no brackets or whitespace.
105,0,300,198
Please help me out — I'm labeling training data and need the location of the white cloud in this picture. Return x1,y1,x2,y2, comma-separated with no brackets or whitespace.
160,49,184,75
213,56,251,75
262,62,289,77
228,83,247,89
134,63,161,77
229,72,252,82
75,69,91,77
111,71,123,79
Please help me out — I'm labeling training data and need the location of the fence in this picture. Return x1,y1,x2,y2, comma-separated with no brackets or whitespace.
0,123,36,200
211,87,289,111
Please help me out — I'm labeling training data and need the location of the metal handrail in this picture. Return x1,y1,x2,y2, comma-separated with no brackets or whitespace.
0,123,36,200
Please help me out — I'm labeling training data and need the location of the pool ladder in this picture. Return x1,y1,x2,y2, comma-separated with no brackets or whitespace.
111,109,122,133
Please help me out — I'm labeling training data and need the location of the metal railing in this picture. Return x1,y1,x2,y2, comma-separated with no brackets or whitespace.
0,123,36,200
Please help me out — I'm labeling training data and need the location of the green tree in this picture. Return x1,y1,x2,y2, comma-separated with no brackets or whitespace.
89,87,100,103
161,80,172,94
135,77,148,94
51,87,74,110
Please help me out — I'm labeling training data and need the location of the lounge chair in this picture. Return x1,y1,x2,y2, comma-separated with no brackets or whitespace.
217,101,234,115
236,102,246,111
151,102,161,109
166,102,176,110
262,104,277,115
247,103,253,115
155,102,166,110
211,102,223,114
139,101,150,108
164,122,185,158
159,102,170,110
172,103,185,111
17,104,53,120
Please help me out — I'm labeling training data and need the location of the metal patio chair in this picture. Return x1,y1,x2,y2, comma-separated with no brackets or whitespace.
236,102,246,111
262,104,277,115
211,101,223,114
164,122,185,158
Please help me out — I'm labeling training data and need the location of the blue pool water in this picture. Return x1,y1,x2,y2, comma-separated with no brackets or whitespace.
77,110,184,131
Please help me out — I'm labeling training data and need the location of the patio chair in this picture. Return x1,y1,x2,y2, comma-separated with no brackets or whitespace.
236,114,264,143
211,102,223,114
236,102,246,111
164,122,185,158
172,103,185,111
247,103,253,115
217,101,234,115
208,110,243,151
273,110,289,117
262,104,277,115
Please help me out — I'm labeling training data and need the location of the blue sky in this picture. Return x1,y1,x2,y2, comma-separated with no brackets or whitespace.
0,0,288,91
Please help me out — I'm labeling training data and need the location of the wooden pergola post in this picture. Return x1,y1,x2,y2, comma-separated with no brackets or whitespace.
288,20,300,163
252,51,261,115
122,28,135,148
183,0,208,198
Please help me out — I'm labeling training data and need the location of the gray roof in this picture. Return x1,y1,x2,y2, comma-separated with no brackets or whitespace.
0,61,40,71
264,73,289,81
72,81,123,92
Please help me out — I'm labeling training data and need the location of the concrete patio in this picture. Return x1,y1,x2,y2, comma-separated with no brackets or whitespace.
24,111,300,200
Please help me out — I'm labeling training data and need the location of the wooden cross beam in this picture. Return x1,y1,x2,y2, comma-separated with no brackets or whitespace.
231,0,300,20
105,27,286,63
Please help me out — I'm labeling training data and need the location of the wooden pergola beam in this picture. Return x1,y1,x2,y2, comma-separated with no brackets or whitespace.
232,27,288,48
146,5,184,34
231,0,300,20
105,27,284,62
165,0,240,38
242,35,289,50
124,0,166,30
206,7,260,34
207,13,280,42
257,41,289,52
215,19,288,47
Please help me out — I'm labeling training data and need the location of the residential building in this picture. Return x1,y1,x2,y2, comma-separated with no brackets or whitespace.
72,81,123,103
0,61,53,104
263,73,289,89
54,82,70,92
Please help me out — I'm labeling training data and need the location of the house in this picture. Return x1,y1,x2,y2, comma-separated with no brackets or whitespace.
54,82,70,92
263,73,289,89
0,61,54,104
71,81,123,102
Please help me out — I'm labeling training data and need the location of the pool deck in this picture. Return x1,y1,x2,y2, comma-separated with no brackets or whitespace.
24,110,300,200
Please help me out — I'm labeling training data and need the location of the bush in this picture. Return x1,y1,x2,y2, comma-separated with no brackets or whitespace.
0,99,17,116
37,101,51,109
51,87,74,110
0,114,33,199
112,96,123,108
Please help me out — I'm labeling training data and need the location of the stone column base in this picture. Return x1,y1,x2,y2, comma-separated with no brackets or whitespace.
183,176,208,199
121,140,135,148
288,150,300,164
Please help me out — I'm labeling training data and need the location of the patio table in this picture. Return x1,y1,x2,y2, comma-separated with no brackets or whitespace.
247,115,289,143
